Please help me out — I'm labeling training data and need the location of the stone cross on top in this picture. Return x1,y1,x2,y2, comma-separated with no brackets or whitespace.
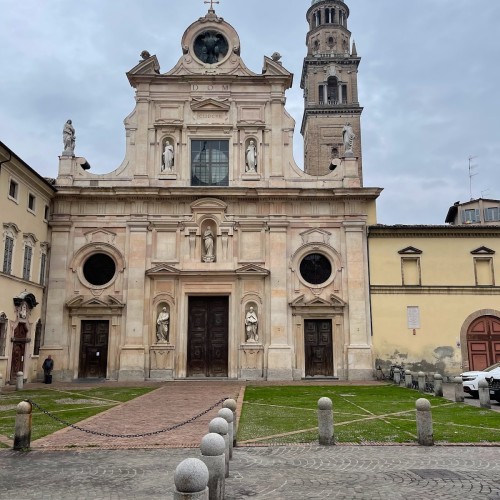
205,0,219,11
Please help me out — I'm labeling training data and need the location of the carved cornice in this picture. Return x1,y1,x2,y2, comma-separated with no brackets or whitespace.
370,285,500,295
369,225,500,238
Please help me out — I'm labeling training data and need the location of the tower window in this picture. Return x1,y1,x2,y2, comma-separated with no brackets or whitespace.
314,40,320,52
191,140,229,187
327,77,339,104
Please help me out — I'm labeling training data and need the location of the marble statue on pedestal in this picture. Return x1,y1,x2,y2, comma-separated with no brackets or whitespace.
162,141,174,172
342,122,355,156
156,307,170,343
62,120,76,156
203,226,215,262
245,140,257,173
245,307,258,342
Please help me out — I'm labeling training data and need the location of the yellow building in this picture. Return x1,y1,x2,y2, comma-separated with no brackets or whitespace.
369,223,500,376
0,141,56,384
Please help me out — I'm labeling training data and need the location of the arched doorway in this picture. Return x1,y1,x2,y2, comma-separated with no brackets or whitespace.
467,315,500,371
10,323,28,382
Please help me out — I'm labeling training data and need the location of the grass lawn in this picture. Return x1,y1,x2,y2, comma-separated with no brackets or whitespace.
0,386,156,443
238,385,500,445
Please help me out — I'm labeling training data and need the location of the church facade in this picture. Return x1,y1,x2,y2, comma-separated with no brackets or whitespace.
42,1,380,382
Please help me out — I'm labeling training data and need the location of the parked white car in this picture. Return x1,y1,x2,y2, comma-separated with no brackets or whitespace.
461,362,500,398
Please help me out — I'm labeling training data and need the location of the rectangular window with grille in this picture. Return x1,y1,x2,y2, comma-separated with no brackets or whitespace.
3,236,14,274
191,140,229,186
23,245,32,281
39,253,47,285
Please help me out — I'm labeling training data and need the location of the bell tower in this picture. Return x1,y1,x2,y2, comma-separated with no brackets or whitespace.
301,0,363,179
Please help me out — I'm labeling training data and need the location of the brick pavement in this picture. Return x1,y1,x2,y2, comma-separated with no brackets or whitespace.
31,381,241,450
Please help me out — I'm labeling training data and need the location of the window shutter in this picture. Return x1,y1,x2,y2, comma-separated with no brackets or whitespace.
39,253,47,285
3,237,13,274
23,245,32,280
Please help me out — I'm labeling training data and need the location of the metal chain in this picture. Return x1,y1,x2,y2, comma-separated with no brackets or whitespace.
27,397,228,439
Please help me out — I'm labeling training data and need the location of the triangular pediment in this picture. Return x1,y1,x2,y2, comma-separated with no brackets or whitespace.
300,228,332,245
146,264,181,276
191,98,230,112
290,294,346,308
66,295,125,309
262,56,293,83
84,229,117,244
471,246,495,255
127,55,160,76
398,246,423,255
235,264,270,276
191,198,228,211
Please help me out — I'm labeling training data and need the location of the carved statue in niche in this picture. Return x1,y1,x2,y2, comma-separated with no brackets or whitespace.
245,140,257,173
156,306,170,343
162,140,174,172
245,306,259,343
342,122,356,156
203,225,215,263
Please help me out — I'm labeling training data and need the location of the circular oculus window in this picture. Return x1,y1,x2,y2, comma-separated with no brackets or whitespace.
193,30,229,64
82,253,116,287
299,253,332,286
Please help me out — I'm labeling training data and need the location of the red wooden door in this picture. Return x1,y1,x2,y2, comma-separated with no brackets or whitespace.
467,316,500,370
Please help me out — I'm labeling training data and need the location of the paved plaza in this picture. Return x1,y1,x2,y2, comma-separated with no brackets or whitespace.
0,381,499,498
1,445,500,499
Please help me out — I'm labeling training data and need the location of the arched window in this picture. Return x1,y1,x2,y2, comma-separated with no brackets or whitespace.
327,77,339,104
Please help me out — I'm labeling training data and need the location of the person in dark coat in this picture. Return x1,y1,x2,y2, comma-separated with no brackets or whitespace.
42,355,54,384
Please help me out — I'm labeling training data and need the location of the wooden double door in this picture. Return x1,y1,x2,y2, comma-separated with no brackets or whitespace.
78,320,109,378
10,324,28,383
305,320,333,377
187,297,229,377
467,316,500,371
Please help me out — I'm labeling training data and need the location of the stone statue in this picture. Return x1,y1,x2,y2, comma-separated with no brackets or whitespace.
245,306,258,343
342,122,356,156
245,140,257,173
62,120,76,156
203,225,215,262
156,307,170,343
162,141,174,172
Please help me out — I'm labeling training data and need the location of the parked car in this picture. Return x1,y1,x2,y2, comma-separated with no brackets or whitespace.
461,362,500,398
487,375,500,403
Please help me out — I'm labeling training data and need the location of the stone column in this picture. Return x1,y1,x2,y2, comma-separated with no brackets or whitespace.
405,370,413,389
42,222,72,379
478,379,491,409
318,397,334,445
343,222,372,380
217,408,234,459
223,399,237,446
434,374,443,397
454,376,464,402
200,433,226,500
416,398,434,446
209,418,229,479
266,221,292,380
13,401,32,450
133,88,150,181
418,372,426,393
174,458,209,500
118,222,149,381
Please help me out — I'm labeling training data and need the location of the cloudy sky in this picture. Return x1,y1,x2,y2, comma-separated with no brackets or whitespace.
1,0,499,224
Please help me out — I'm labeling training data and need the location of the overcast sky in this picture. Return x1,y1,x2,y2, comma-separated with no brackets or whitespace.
1,0,499,224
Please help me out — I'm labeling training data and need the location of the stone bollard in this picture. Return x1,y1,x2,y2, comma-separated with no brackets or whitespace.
13,401,32,451
415,398,434,446
16,372,24,391
200,433,226,500
317,397,335,446
209,417,229,479
454,376,465,402
217,408,234,460
434,373,443,397
174,458,209,500
393,368,401,385
478,379,491,409
418,372,426,393
223,399,237,447
405,370,413,389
